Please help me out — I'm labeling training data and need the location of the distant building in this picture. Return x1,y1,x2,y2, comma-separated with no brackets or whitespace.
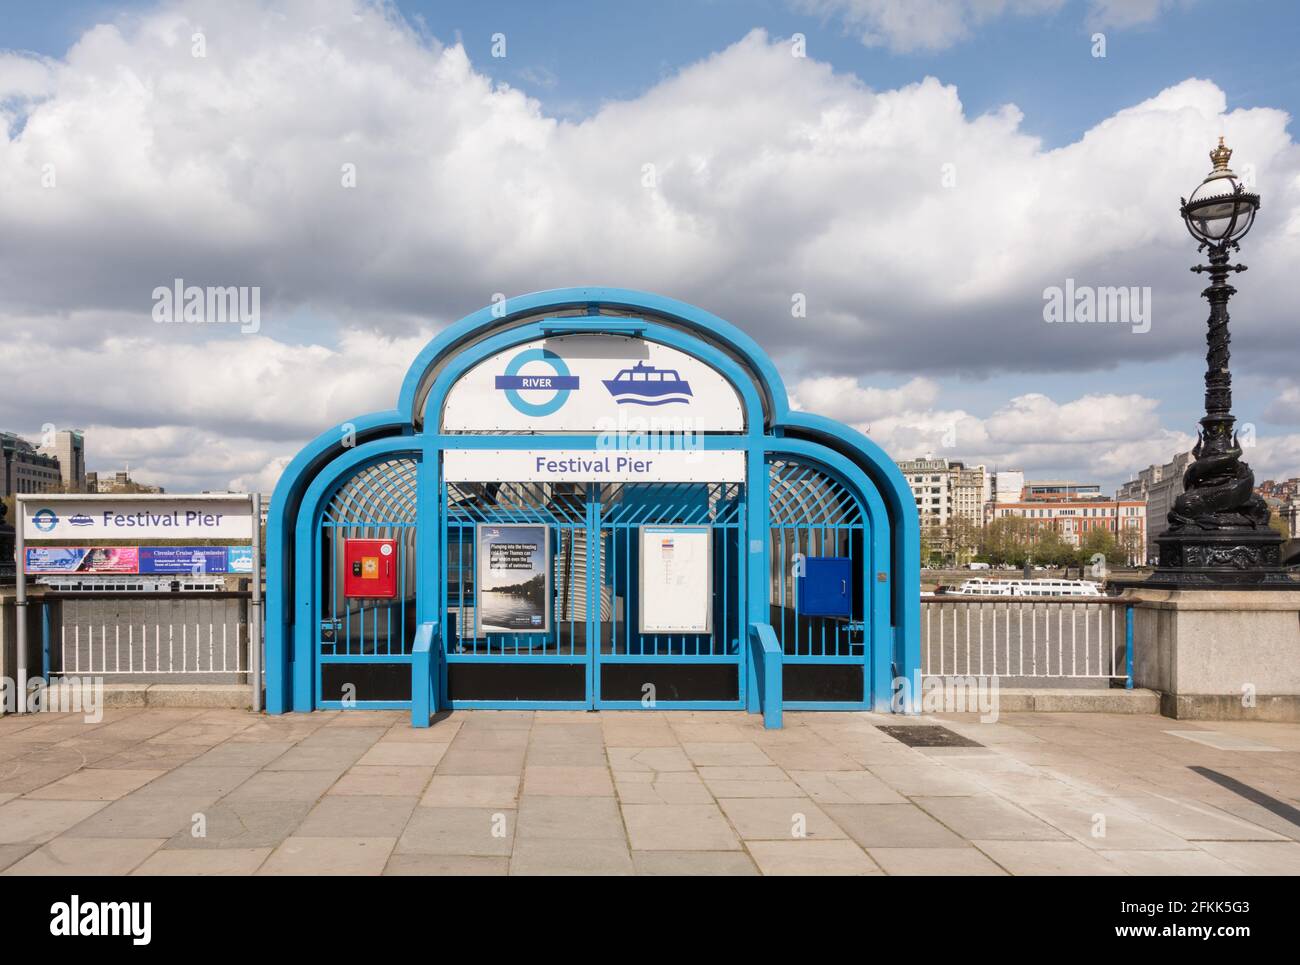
0,431,62,496
88,468,164,494
39,429,86,492
897,457,988,562
1256,477,1300,501
896,457,988,530
1117,451,1192,563
988,470,1025,504
990,498,1147,564
1024,480,1102,501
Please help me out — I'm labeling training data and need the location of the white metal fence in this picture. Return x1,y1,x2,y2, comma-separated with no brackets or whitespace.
921,598,1132,683
54,595,249,678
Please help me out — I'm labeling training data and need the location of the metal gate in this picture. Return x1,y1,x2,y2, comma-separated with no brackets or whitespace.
769,458,871,709
440,475,744,709
316,458,419,708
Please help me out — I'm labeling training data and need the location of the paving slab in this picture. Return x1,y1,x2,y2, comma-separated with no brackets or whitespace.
0,798,109,844
68,794,215,839
0,844,37,871
397,807,515,856
1098,849,1244,875
133,847,272,875
615,772,714,805
4,837,163,875
297,795,418,838
681,741,773,767
621,803,741,851
259,836,395,875
523,765,615,797
24,768,164,801
1195,841,1300,874
224,768,338,803
164,799,313,849
787,770,907,805
435,748,527,775
327,765,435,797
912,795,1070,842
717,797,846,841
867,847,1007,875
972,840,1127,876
823,803,967,849
747,840,882,875
188,741,295,768
421,775,520,809
631,851,759,875
607,746,693,773
384,853,508,875
517,796,625,840
510,837,634,875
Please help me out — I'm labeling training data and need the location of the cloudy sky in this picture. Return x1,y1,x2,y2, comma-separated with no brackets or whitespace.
2,0,1299,494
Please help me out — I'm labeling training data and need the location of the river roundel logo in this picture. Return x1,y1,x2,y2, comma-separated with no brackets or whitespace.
493,348,579,417
32,508,58,532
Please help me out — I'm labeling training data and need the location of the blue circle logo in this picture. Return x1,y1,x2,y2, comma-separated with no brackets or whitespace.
32,508,58,532
502,349,574,417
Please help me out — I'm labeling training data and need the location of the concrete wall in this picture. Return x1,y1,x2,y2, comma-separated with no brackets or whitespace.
1128,588,1300,721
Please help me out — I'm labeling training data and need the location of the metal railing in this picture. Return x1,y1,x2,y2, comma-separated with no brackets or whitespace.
921,597,1133,686
46,592,251,679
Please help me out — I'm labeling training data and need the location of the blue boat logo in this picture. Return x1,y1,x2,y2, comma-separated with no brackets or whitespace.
69,514,94,526
603,362,693,406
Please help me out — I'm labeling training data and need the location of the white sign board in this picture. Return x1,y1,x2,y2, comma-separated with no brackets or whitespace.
21,496,254,541
445,449,744,484
640,526,712,634
441,334,745,432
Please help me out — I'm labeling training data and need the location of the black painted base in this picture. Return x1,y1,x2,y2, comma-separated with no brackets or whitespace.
1137,526,1296,590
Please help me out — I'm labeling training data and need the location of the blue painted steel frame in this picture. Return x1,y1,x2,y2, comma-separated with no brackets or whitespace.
748,623,783,729
266,288,922,719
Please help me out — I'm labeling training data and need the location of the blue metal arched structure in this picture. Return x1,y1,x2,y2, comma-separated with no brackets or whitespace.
265,288,920,721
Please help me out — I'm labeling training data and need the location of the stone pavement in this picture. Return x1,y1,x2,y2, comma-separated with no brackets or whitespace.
0,707,1298,875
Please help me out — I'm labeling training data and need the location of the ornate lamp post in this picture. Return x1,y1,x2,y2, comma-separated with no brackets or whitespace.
1148,138,1289,587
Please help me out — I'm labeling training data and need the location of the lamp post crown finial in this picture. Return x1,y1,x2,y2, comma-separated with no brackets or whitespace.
1210,136,1233,173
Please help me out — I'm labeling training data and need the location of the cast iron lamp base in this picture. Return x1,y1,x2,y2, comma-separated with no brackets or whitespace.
1141,527,1292,589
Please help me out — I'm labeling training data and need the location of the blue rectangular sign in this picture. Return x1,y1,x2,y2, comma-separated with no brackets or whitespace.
226,546,254,573
139,546,229,575
494,374,580,390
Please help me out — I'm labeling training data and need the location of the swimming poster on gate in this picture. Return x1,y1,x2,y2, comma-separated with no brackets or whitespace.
475,524,550,635
639,526,712,634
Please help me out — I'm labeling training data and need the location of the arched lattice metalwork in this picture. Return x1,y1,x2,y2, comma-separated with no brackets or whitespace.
319,458,420,666
323,459,419,524
768,458,866,659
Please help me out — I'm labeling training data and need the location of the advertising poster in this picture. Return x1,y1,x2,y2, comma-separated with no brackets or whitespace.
25,546,140,574
475,524,550,635
139,546,229,575
639,526,712,634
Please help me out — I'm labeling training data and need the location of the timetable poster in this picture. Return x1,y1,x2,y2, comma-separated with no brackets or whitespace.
639,525,711,634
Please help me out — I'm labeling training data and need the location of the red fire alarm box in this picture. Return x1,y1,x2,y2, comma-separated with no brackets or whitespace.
343,538,397,598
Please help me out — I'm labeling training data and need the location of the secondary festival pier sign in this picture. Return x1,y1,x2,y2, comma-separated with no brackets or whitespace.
21,496,254,541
